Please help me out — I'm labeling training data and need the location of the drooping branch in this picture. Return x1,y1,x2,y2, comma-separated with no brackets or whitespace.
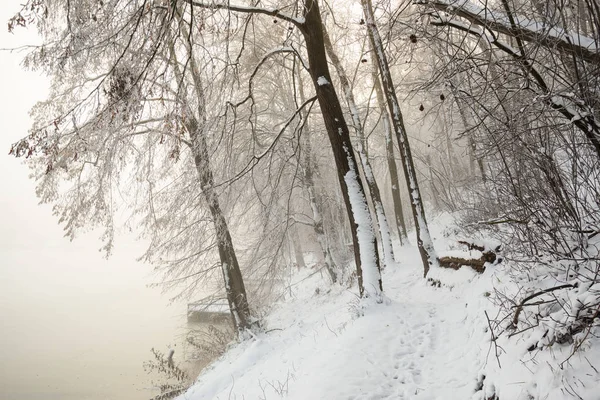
417,0,600,64
429,15,600,158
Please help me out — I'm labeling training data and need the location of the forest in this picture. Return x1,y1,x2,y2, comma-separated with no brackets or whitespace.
7,0,600,398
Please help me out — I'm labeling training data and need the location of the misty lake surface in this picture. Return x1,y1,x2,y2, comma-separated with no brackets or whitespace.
0,243,220,400
0,4,224,397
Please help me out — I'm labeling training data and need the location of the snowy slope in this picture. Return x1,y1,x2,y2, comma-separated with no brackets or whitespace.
177,216,599,400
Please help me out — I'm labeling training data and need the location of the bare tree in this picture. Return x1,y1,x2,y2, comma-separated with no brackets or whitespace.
370,50,409,244
9,0,384,300
362,0,440,276
322,21,396,268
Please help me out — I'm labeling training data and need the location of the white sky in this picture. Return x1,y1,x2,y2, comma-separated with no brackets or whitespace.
0,3,188,398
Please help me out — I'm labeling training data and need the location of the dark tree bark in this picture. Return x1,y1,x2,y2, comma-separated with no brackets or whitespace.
362,0,439,277
170,23,252,331
189,121,252,330
370,54,408,244
185,0,383,297
295,61,339,283
299,0,382,297
322,22,396,269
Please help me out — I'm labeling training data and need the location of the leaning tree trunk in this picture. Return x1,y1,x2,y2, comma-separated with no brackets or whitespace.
322,22,395,269
304,137,339,283
170,25,252,331
361,0,439,277
296,61,339,283
188,120,252,331
299,0,382,298
370,53,408,244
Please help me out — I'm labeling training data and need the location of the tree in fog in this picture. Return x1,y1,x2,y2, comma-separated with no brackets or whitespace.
409,0,600,365
9,0,387,305
416,0,600,254
362,0,439,276
8,0,262,330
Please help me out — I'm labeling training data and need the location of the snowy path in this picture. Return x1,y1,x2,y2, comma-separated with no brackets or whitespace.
179,243,491,400
293,264,487,400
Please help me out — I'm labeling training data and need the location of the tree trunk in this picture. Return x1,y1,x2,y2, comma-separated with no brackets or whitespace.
188,116,252,332
290,227,306,270
304,153,339,283
370,53,408,244
169,25,252,331
426,155,441,210
321,22,395,269
454,94,487,182
299,0,382,298
296,61,338,283
361,0,439,277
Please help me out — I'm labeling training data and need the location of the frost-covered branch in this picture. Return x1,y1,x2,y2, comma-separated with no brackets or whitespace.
429,13,600,157
182,0,304,27
417,0,600,64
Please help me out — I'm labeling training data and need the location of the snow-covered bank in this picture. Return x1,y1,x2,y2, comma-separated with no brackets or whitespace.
177,216,600,400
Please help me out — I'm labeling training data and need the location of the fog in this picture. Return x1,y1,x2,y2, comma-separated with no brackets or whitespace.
0,3,193,399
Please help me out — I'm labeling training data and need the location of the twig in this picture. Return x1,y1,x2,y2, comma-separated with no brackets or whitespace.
485,310,502,368
265,328,283,333
512,284,574,327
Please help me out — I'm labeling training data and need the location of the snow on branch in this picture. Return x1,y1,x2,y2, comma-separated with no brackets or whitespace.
428,12,600,144
416,0,600,64
182,0,303,27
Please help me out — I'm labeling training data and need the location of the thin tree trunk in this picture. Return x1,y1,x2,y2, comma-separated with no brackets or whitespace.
299,0,382,298
441,107,457,183
426,155,441,210
169,25,252,331
290,227,306,270
321,22,395,269
370,53,408,244
188,85,252,332
361,0,439,277
304,147,339,283
296,61,338,283
454,93,487,182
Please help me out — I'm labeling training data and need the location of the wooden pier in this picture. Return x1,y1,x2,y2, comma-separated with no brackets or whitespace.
187,299,232,323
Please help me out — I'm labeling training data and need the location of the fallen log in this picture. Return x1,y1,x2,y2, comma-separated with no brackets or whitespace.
437,240,501,274
437,256,488,273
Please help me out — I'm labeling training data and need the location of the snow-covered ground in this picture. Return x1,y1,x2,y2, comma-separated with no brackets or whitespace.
177,215,600,400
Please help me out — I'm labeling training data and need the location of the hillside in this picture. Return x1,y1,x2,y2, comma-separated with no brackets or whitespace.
177,216,600,400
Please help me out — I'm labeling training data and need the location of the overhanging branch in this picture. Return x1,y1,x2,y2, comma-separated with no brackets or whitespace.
429,14,600,157
416,0,600,64
181,0,304,28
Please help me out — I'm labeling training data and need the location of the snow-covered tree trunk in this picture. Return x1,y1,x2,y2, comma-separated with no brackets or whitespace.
296,62,339,283
300,0,382,298
322,22,395,269
361,0,439,277
370,56,408,244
